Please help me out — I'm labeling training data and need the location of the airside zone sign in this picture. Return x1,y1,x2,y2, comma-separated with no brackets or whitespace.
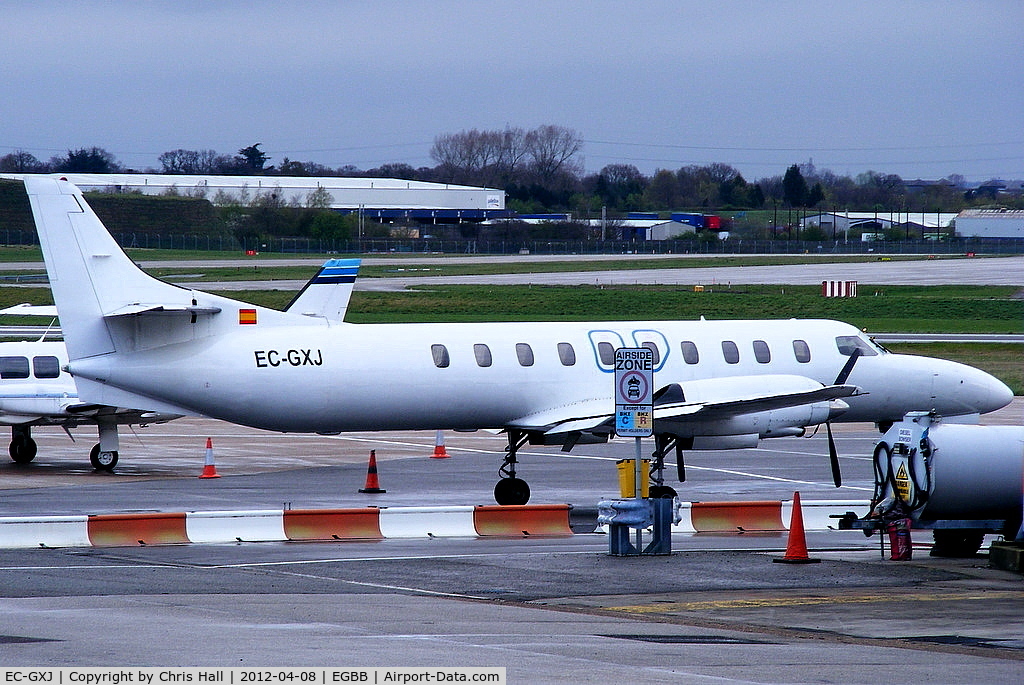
615,347,654,437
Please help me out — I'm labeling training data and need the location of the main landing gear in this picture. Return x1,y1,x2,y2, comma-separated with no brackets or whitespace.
9,426,37,464
491,429,690,506
89,421,119,471
7,423,120,471
648,433,686,499
494,429,531,506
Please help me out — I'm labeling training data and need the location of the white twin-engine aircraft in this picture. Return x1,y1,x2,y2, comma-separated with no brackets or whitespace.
24,177,1012,503
0,260,356,471
0,335,179,469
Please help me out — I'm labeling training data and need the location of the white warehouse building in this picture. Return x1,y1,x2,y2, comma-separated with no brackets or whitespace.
954,209,1024,238
10,173,506,222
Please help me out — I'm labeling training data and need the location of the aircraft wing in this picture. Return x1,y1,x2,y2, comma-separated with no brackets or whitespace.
507,377,861,437
652,383,860,422
63,402,181,424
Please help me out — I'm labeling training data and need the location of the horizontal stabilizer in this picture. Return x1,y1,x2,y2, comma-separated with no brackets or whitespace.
64,402,181,423
0,304,59,317
104,303,222,317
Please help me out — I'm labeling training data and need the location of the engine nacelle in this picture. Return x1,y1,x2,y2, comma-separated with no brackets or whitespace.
874,413,1024,521
666,374,842,440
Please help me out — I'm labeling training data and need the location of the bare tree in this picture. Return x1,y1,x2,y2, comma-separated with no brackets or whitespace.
159,149,224,174
0,150,46,172
525,125,583,185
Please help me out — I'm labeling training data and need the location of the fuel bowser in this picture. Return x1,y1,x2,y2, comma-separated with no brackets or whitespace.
838,412,1023,557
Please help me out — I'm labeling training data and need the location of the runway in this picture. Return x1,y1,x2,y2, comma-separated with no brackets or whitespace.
3,254,1023,290
182,254,1024,291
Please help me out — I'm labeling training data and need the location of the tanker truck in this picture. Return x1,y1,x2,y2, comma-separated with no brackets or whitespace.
838,412,1023,558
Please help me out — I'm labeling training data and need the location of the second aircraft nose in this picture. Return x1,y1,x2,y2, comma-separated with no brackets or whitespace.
934,358,1013,417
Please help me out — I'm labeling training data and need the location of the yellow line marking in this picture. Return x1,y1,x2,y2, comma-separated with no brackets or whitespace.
607,590,1024,613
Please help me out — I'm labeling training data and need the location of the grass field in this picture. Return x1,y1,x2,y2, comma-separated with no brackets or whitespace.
1,270,1019,393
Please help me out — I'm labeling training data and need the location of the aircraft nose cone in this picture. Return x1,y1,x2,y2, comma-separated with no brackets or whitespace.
942,361,1014,415
984,375,1014,414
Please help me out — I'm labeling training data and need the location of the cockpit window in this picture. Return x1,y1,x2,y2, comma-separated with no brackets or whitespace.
835,335,879,357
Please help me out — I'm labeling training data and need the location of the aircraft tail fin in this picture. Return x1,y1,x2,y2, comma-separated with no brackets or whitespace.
24,176,306,362
284,258,360,321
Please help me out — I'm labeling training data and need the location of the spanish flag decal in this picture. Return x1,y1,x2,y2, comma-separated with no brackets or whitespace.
239,308,257,325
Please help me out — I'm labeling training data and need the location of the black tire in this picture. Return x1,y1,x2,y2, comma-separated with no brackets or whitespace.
9,435,37,464
89,443,119,471
648,485,677,499
494,477,530,505
930,529,985,558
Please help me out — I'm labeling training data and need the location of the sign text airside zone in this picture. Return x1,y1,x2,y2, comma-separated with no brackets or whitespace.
613,348,653,371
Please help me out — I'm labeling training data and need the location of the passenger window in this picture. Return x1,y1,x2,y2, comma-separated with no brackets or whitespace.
557,342,576,366
793,340,811,363
680,341,699,364
721,341,739,364
835,335,879,357
431,344,450,368
33,356,60,379
752,340,771,364
0,356,29,379
473,344,492,367
597,341,615,366
641,341,660,365
516,343,534,367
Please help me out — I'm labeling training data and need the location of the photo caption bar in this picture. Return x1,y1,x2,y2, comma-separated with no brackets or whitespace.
0,669,505,685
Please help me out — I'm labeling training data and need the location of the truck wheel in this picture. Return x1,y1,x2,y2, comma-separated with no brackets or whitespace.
930,529,985,557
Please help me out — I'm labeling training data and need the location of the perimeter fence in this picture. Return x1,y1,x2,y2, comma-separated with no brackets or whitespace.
2,229,1023,256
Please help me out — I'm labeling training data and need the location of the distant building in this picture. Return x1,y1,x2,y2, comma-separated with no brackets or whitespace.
800,211,957,238
955,209,1024,238
584,219,695,241
5,173,507,223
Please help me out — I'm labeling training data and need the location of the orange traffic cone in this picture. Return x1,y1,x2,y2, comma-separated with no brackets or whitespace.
359,449,386,493
773,491,820,564
198,437,221,479
430,430,450,459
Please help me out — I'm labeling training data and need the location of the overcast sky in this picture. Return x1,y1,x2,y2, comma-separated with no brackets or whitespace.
3,1,1022,182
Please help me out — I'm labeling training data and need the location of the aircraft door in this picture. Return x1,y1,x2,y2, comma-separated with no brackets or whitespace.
587,330,626,373
631,330,670,373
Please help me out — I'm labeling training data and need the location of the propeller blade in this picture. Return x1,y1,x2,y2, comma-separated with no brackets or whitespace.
826,422,842,488
834,348,862,385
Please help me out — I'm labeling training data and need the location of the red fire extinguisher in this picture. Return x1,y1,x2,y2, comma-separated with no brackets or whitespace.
886,516,912,560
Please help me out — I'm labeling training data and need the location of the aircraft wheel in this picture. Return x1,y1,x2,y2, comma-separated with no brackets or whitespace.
648,485,677,499
494,477,530,506
90,443,119,471
9,435,37,464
